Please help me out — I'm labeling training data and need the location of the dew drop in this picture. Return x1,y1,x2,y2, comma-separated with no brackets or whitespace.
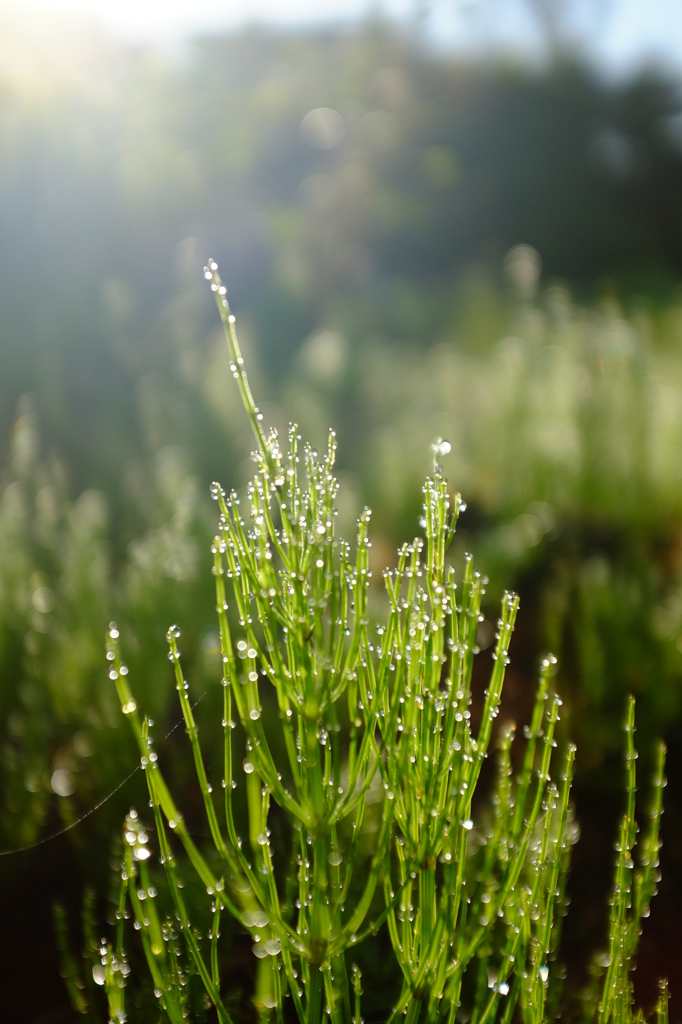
243,910,269,928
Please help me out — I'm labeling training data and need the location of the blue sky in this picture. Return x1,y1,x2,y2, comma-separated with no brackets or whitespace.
2,0,681,75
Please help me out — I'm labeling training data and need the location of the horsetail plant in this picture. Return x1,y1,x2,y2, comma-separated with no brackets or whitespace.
595,699,667,1024
66,260,668,1024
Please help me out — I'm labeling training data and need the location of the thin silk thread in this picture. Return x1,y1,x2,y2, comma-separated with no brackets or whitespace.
0,691,207,857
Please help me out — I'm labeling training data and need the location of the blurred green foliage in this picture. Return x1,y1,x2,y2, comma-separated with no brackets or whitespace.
336,279,682,762
0,401,224,845
2,18,682,497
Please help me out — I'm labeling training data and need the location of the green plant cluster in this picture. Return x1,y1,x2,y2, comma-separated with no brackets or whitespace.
5,278,682,851
56,267,668,1024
